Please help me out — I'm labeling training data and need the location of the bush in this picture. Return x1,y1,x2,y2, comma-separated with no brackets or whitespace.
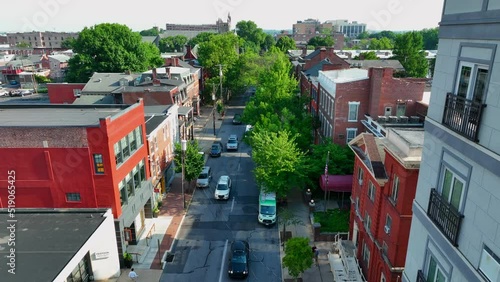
313,209,350,233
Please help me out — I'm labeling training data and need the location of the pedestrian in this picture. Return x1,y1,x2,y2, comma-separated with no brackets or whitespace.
312,246,319,266
128,268,138,281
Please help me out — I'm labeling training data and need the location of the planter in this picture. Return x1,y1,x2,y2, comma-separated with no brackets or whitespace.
124,259,133,268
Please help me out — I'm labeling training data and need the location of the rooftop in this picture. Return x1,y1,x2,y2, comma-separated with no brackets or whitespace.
0,104,130,127
82,72,140,93
319,68,369,83
382,128,425,169
145,115,168,135
0,209,109,282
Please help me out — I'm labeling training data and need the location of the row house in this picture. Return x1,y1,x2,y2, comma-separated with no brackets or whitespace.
0,101,154,266
349,129,423,282
403,1,500,282
316,67,426,145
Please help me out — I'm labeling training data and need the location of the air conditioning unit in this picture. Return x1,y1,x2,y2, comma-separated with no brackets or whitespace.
388,116,399,123
377,116,388,123
384,225,391,234
410,116,420,123
399,116,409,123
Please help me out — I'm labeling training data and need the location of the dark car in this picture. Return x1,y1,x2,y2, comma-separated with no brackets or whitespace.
228,240,249,279
210,142,223,157
232,114,242,125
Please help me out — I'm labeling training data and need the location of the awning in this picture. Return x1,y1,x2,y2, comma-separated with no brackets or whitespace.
319,175,353,192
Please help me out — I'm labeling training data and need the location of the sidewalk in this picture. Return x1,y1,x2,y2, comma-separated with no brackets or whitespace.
280,188,335,282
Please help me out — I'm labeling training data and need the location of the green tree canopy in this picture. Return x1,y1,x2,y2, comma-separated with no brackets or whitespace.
368,37,393,50
393,31,428,78
420,27,439,50
369,30,397,41
307,36,334,48
139,27,159,36
159,35,188,52
357,31,370,39
197,32,240,78
236,20,266,48
187,32,215,47
282,237,313,279
66,23,163,83
250,130,307,198
61,37,76,49
276,36,296,52
353,51,378,60
173,140,204,185
262,34,276,51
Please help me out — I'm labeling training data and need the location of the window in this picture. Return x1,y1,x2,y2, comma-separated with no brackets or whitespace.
346,128,357,143
119,180,127,206
479,245,500,282
348,102,360,122
455,62,488,104
154,137,158,151
163,126,167,140
66,193,81,202
129,131,137,151
385,214,392,234
355,197,360,213
426,255,447,282
380,273,386,282
93,154,104,174
368,181,375,201
133,165,140,189
121,137,130,159
390,175,399,204
135,126,143,146
364,211,371,232
114,143,122,165
357,167,364,185
441,167,465,211
382,241,388,255
396,103,406,116
362,243,370,269
126,173,134,198
139,160,146,181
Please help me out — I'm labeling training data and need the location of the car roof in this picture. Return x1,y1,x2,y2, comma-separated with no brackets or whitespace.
229,134,238,139
201,166,210,173
218,175,230,183
232,240,248,251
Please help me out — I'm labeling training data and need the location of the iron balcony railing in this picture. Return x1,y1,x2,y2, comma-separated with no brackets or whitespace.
416,270,426,282
427,188,464,246
442,93,486,142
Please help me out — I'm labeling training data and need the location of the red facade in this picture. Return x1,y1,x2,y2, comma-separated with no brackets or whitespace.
349,134,419,282
0,102,150,219
47,83,85,104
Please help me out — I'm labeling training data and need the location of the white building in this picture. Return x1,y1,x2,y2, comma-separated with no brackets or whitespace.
403,1,500,282
0,209,120,282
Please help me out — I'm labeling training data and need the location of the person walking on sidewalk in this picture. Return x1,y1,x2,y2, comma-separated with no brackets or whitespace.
128,268,139,281
312,246,319,266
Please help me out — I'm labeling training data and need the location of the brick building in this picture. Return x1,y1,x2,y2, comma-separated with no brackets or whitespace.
0,101,154,265
349,129,423,281
316,67,426,145
6,31,78,48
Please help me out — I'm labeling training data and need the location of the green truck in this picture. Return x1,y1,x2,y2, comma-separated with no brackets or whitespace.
258,191,276,226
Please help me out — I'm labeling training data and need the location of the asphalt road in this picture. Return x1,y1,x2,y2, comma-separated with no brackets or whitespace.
160,93,282,282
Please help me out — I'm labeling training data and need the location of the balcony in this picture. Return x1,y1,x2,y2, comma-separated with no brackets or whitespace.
416,270,426,282
427,188,464,246
442,93,486,142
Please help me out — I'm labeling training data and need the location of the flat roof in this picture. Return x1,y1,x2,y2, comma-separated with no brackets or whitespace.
0,209,108,282
0,104,130,127
145,115,167,135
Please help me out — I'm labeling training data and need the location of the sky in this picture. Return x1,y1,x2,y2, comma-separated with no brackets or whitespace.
1,0,444,33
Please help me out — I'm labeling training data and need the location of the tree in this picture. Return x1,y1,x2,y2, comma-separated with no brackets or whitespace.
197,32,240,78
276,36,296,52
262,34,275,51
139,27,159,36
173,140,205,190
393,31,429,78
17,42,30,48
159,35,188,52
420,27,439,50
282,237,313,281
368,37,393,50
278,207,303,246
357,31,370,39
353,51,378,60
307,36,334,48
369,30,397,41
61,37,76,49
65,23,163,83
34,75,51,83
251,130,308,198
236,20,266,48
187,32,215,47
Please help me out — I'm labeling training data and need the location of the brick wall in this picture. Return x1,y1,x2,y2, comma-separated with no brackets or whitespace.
47,83,85,104
123,90,175,106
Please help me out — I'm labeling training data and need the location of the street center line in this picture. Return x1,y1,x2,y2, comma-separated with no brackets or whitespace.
231,197,235,212
219,239,229,282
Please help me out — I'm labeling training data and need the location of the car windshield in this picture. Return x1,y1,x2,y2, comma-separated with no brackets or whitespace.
228,139,237,144
231,251,247,263
211,145,219,150
260,205,276,215
199,173,208,179
217,183,228,190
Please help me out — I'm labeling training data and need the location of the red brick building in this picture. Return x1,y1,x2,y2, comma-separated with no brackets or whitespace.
316,67,426,145
348,130,423,282
0,101,154,264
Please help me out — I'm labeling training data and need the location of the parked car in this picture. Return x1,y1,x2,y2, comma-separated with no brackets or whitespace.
196,166,212,188
214,175,231,200
228,240,250,279
232,114,242,125
210,142,223,157
226,135,238,151
0,90,7,97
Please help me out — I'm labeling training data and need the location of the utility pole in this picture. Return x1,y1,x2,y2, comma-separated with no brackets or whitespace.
217,64,223,104
212,84,216,136
324,151,330,212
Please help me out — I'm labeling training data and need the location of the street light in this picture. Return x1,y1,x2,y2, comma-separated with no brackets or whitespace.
212,93,216,136
181,139,187,209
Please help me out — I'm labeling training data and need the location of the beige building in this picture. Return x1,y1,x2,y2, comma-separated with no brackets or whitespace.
6,31,78,48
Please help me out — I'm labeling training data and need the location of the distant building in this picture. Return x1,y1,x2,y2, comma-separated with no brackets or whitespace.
327,20,367,38
163,14,231,39
292,19,344,49
6,31,78,48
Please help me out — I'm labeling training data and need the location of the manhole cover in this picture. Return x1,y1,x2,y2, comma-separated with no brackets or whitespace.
166,253,175,263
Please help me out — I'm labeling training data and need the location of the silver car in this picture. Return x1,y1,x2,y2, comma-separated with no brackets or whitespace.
196,166,212,188
226,135,238,151
214,175,232,200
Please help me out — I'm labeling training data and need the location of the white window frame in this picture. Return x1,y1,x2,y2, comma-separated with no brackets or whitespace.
479,245,500,282
426,254,447,282
454,61,489,103
364,211,371,232
347,128,357,143
348,102,360,122
362,242,370,269
385,214,392,234
440,166,465,211
357,167,364,185
391,175,399,204
368,181,375,201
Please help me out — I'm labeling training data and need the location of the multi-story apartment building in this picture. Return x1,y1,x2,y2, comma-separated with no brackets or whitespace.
292,19,345,49
0,101,154,265
349,129,423,281
327,20,367,38
403,1,500,282
6,31,78,48
163,14,231,39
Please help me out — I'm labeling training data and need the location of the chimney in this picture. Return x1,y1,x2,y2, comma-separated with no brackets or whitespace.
302,46,307,57
383,67,394,79
152,68,157,80
153,78,160,86
165,67,171,79
319,47,327,60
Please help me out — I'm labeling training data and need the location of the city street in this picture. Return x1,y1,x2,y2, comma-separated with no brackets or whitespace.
160,92,282,282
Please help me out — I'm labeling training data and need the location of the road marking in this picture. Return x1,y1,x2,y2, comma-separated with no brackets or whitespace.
219,239,229,282
231,197,235,212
